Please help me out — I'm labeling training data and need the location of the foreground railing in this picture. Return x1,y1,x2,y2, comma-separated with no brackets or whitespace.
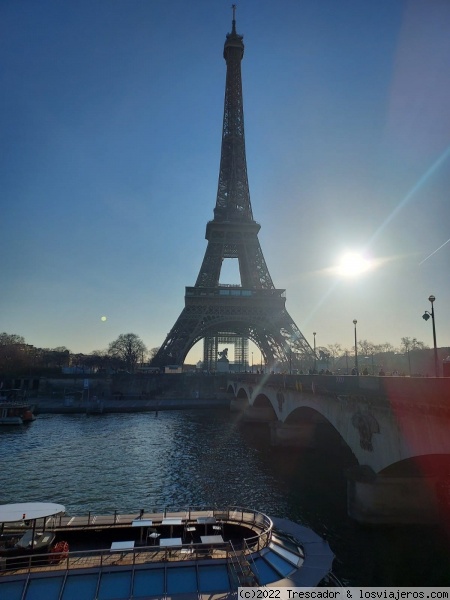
228,540,260,588
2,505,272,532
13,505,271,530
0,543,229,575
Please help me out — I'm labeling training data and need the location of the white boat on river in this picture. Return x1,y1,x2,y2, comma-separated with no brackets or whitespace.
0,390,36,425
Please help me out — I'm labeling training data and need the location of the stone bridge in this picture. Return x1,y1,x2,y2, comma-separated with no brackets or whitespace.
227,374,450,526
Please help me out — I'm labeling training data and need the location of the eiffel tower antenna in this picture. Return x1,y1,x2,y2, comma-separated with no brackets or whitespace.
152,13,315,372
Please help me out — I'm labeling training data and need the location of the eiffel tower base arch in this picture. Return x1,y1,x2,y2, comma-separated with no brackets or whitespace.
152,287,315,372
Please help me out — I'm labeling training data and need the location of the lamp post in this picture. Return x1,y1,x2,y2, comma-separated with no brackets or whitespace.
422,294,439,377
353,320,359,376
313,332,317,373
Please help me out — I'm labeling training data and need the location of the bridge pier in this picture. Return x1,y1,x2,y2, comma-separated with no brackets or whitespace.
346,466,445,525
230,398,248,412
269,421,318,447
241,405,276,422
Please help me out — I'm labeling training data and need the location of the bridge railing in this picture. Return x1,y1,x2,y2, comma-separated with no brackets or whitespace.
230,373,450,406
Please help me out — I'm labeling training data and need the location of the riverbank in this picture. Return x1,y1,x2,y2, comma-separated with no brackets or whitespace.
32,395,231,414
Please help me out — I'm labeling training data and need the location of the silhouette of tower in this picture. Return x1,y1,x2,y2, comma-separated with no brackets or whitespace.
152,8,314,371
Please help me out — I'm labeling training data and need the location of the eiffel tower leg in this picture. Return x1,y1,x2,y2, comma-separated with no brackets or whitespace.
152,306,208,368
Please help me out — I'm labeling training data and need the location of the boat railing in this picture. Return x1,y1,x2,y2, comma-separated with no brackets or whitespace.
1,540,231,577
50,505,272,537
227,540,259,588
0,506,273,578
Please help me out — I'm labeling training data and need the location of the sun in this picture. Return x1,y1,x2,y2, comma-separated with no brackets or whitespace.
336,252,371,277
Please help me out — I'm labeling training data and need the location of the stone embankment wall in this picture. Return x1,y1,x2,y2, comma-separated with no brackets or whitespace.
33,395,231,414
32,373,232,414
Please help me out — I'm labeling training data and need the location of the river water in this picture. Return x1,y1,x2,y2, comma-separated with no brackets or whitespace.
1,409,449,586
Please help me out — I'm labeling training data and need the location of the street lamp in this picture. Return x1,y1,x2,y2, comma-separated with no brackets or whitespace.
313,332,317,373
353,320,359,376
422,294,439,377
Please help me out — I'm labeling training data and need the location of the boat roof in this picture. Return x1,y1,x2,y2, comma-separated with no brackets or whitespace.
0,502,65,523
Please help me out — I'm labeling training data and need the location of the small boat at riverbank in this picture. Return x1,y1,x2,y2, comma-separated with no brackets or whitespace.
0,503,339,598
0,390,35,425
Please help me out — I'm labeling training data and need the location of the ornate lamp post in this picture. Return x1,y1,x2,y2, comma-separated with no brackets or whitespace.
422,294,439,377
353,320,359,376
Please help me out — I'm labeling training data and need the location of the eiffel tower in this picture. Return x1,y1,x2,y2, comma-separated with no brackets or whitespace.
152,8,314,372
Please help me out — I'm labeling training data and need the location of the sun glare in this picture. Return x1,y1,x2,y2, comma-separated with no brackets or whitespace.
336,252,371,277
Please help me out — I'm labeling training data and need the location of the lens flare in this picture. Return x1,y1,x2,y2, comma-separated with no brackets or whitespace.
336,252,371,277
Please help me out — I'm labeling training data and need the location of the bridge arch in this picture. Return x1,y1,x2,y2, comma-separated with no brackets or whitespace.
228,375,450,524
252,393,277,421
236,386,249,400
229,384,250,413
380,454,450,477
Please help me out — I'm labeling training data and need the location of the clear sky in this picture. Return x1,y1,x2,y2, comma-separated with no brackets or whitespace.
1,0,450,363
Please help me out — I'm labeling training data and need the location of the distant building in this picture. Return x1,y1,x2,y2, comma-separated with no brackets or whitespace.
164,365,182,374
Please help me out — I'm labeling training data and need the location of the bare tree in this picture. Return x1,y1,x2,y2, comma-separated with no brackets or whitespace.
149,347,160,361
411,338,428,350
358,339,376,356
316,347,331,370
326,344,342,371
108,333,147,373
0,332,26,345
377,342,395,354
0,332,29,370
400,337,412,353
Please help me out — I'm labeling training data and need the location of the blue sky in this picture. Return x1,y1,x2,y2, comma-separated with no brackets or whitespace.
1,0,449,362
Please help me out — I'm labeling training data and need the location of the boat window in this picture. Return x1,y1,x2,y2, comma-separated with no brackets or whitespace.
268,541,304,566
271,531,304,557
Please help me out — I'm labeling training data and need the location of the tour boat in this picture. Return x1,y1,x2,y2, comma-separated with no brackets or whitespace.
0,390,35,425
0,502,340,598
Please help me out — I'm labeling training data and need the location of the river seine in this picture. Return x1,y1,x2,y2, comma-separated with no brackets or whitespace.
1,409,449,586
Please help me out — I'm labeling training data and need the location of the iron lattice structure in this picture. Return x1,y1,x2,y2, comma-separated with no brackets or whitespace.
152,12,315,371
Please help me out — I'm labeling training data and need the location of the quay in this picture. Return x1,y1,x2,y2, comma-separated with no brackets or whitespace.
32,394,231,415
